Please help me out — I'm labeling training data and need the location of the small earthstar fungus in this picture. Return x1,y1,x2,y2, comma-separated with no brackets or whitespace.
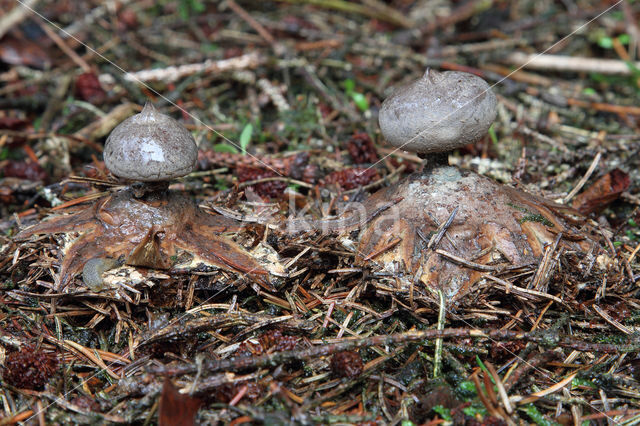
15,103,274,291
292,70,606,300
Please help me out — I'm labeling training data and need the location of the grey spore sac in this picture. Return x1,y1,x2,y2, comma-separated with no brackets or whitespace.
104,102,198,182
378,69,497,156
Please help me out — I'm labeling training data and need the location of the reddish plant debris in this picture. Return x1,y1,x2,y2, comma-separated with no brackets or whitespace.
346,132,379,164
4,82,41,100
626,358,640,381
213,381,262,403
235,329,300,357
290,152,318,183
159,378,201,426
389,157,416,174
70,395,101,412
0,113,29,130
489,340,527,363
237,165,287,199
466,416,508,426
317,102,334,119
572,168,630,215
457,136,496,159
608,300,631,323
223,47,244,59
0,186,14,205
322,167,379,190
3,160,47,182
74,72,107,104
555,412,574,426
301,163,319,184
82,163,110,180
117,8,139,30
410,383,462,424
258,329,300,352
199,151,316,183
234,340,263,358
139,339,184,358
2,345,58,390
330,350,363,378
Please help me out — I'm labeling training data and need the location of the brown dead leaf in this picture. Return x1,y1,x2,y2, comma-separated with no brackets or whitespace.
0,36,51,69
572,169,630,215
0,114,29,130
74,72,107,104
158,378,201,426
3,160,47,182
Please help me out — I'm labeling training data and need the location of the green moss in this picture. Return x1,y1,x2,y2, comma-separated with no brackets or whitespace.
507,202,554,227
593,333,629,344
571,377,597,389
2,280,15,290
624,310,640,325
506,202,528,213
520,403,557,425
519,214,554,227
455,380,478,400
462,403,488,418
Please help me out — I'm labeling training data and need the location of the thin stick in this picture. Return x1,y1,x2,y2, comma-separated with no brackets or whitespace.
362,237,402,261
428,207,458,250
277,0,413,28
344,165,406,195
506,52,640,75
566,98,640,116
484,274,569,308
38,20,91,72
150,327,640,376
628,241,640,264
238,176,314,189
114,52,266,83
592,304,632,335
486,362,513,415
563,151,601,203
0,0,39,39
225,0,276,46
472,371,501,419
435,249,503,272
433,290,445,378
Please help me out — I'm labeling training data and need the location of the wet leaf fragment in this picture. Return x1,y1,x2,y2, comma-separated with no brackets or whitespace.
572,168,630,215
158,378,201,426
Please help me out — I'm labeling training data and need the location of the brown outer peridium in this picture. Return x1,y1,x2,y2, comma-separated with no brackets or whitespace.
349,166,595,299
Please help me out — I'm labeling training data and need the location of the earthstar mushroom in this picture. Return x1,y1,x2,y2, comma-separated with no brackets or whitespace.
299,69,601,300
14,102,273,291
